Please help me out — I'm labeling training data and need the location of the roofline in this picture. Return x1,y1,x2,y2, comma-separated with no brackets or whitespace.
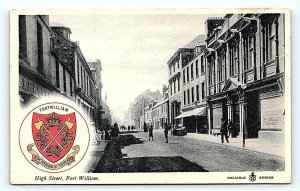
166,48,193,66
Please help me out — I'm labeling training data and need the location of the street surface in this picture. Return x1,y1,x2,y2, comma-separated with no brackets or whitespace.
121,130,284,172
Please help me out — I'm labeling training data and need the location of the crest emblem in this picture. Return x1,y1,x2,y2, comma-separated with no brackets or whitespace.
249,172,256,182
32,112,76,163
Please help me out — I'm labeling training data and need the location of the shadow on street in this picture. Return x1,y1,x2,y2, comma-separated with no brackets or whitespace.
93,134,208,172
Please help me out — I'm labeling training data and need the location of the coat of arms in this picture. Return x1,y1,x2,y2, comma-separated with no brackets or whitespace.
27,112,80,170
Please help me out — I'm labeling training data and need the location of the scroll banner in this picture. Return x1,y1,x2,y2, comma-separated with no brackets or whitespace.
27,144,80,170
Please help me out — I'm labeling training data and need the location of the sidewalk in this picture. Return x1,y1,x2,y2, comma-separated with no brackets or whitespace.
85,140,108,172
159,129,285,158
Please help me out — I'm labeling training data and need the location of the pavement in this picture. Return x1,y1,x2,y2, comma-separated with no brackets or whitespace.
121,130,285,172
184,130,285,158
85,140,108,172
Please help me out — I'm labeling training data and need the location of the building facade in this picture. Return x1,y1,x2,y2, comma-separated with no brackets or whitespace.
19,15,58,105
179,43,208,133
18,15,104,132
204,14,285,141
167,48,194,127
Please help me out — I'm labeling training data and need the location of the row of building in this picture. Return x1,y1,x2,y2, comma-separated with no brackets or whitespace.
129,13,285,141
18,15,112,131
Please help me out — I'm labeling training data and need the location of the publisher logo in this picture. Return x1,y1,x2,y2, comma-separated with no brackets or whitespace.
249,172,256,182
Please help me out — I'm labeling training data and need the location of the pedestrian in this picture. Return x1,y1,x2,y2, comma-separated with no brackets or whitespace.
220,118,229,143
131,125,134,131
96,132,101,145
148,125,154,141
164,123,169,143
128,125,130,131
104,130,110,142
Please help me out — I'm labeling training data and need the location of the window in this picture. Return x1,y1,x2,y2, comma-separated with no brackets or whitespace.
70,75,73,96
184,91,186,105
183,69,186,83
177,61,179,69
263,21,276,63
217,54,225,82
201,56,205,74
245,35,255,70
37,22,44,73
169,67,171,75
201,82,205,100
208,62,213,86
230,44,238,77
19,16,27,57
195,60,199,77
77,60,80,84
191,87,194,103
174,80,176,94
170,83,172,95
63,68,66,92
55,60,60,88
196,85,199,101
173,64,175,72
191,63,194,79
187,89,190,104
178,77,180,92
187,66,189,82
80,66,83,88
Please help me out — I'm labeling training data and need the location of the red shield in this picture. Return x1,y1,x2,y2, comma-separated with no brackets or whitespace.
32,112,77,163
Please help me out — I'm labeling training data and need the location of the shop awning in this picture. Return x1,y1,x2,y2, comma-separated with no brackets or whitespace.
191,107,206,116
174,107,206,119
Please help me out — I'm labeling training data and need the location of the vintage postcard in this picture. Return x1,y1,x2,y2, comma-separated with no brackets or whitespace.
10,8,291,184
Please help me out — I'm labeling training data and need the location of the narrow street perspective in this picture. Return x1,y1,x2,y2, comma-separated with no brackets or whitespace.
92,130,284,172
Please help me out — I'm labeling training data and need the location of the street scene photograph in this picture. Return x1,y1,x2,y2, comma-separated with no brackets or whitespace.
16,9,289,179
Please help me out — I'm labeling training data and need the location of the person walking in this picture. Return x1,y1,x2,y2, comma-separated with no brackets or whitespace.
164,123,169,143
220,118,229,143
148,125,154,141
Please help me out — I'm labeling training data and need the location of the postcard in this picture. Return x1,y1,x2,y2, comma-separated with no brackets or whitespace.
10,8,291,184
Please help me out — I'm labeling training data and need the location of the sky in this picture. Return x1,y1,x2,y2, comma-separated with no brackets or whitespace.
50,13,216,123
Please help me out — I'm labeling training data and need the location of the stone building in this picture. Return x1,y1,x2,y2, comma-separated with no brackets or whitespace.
177,41,208,133
204,14,285,141
167,35,205,128
50,26,99,125
87,59,104,131
19,15,58,105
18,15,104,132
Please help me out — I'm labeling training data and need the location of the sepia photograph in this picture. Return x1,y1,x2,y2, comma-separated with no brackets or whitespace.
10,8,291,184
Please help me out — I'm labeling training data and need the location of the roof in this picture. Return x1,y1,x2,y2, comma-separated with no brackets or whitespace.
184,34,206,49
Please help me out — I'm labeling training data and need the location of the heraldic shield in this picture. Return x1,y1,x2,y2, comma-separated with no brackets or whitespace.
32,112,77,163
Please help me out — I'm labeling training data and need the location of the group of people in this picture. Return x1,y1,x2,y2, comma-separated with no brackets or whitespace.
220,118,240,143
147,123,172,143
95,123,120,144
